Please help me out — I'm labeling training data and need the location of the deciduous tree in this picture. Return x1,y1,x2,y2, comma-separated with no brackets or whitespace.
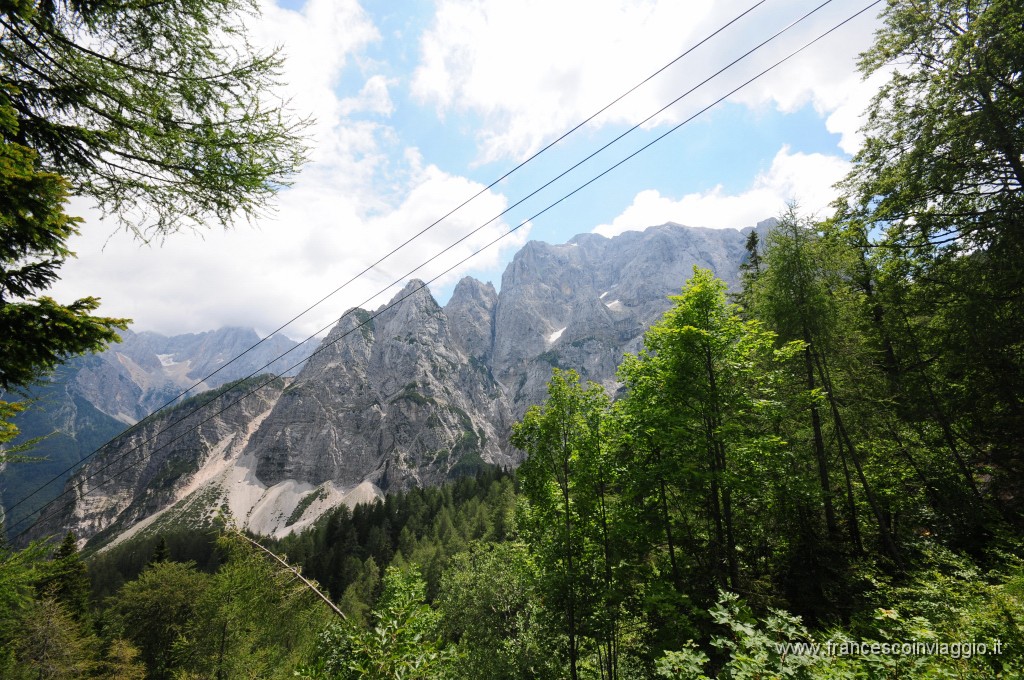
511,368,610,680
835,0,1024,516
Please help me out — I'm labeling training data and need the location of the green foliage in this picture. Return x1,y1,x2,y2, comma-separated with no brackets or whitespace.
657,591,821,679
0,400,26,450
657,551,1024,679
5,1,1024,663
6,596,97,679
0,539,48,671
298,566,452,680
271,466,515,602
170,533,325,679
438,542,557,679
0,81,127,450
708,591,820,679
846,0,1024,247
149,536,170,565
0,0,308,239
287,486,328,527
0,89,127,395
512,368,612,680
656,643,710,680
1,0,306,453
94,638,146,680
87,527,223,600
746,208,899,608
105,560,211,679
835,0,1024,520
34,532,90,621
337,556,379,625
390,387,435,407
617,267,801,602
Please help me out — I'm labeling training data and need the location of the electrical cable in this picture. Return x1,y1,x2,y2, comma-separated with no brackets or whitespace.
2,0,770,521
9,0,882,542
8,0,835,533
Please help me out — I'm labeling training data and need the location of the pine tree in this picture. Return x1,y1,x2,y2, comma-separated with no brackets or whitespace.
0,0,308,238
0,89,126,405
35,532,90,622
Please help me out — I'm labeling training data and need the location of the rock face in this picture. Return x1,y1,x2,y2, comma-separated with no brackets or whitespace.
25,377,289,544
20,221,772,546
251,280,517,491
1,327,318,538
69,327,317,424
489,222,768,414
445,277,498,361
6,326,317,430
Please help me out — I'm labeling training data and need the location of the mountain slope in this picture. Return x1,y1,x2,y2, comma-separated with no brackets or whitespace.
1,328,317,537
251,280,518,492
21,221,771,546
489,221,766,413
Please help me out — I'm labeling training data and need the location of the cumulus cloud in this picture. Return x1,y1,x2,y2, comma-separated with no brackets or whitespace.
52,161,522,341
49,0,523,341
340,75,396,117
413,0,882,162
46,0,887,342
594,146,849,235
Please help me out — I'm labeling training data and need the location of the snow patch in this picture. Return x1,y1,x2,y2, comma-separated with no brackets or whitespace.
547,327,566,344
599,291,609,299
605,300,623,311
156,353,178,367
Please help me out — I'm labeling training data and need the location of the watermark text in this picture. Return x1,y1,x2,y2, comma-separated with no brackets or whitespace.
777,639,1003,659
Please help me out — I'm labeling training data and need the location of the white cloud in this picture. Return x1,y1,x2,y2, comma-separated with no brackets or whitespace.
340,75,395,117
250,0,381,165
42,0,888,344
52,162,522,341
594,146,849,235
413,0,882,162
413,0,708,161
48,0,524,341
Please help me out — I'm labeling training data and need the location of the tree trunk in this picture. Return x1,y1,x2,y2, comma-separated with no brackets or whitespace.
705,343,738,589
805,337,838,540
815,353,902,563
658,473,682,592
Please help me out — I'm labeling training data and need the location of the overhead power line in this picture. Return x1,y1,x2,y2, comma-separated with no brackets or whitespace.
10,0,883,543
9,0,834,533
2,0,770,523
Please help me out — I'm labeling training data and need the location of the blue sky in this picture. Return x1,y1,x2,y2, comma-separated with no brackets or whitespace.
52,0,887,340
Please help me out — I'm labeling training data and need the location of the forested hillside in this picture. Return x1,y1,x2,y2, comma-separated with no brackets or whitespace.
2,0,1023,677
3,226,1022,676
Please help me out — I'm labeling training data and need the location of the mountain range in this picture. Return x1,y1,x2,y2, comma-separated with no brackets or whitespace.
9,220,773,547
0,328,316,534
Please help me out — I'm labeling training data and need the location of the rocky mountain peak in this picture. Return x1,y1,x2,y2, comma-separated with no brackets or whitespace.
448,276,497,307
18,220,771,547
445,277,497,360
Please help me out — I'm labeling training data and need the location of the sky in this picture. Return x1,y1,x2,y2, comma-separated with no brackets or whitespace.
49,0,888,342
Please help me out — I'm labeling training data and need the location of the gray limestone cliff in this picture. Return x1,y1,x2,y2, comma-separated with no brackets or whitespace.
24,377,287,545
489,221,771,414
21,221,773,545
1,327,317,537
251,280,517,491
444,277,498,361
